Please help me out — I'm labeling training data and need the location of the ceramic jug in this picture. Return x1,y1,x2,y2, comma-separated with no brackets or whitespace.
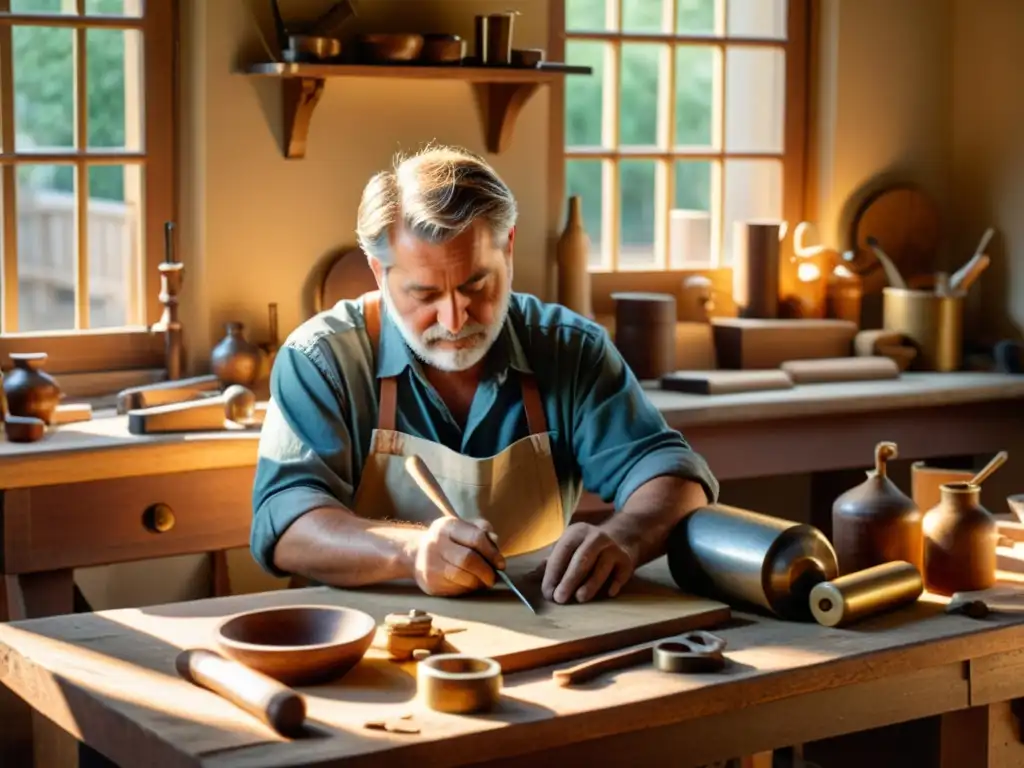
2,352,61,423
922,482,998,596
210,322,263,386
832,441,923,575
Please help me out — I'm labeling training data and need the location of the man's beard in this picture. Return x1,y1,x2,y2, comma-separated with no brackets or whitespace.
381,279,511,373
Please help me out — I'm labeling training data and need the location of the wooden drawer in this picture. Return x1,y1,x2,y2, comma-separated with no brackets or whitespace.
0,466,255,575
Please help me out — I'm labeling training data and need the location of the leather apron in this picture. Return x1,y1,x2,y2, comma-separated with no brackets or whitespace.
351,291,566,557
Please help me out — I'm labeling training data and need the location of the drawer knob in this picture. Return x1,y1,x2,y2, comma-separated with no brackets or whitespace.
143,503,176,533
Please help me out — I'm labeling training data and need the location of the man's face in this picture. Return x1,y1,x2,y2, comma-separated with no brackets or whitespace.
372,218,514,372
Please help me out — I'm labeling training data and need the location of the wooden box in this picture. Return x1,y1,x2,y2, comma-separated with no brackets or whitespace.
712,318,858,370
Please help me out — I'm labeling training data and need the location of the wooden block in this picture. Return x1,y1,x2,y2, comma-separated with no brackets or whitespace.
51,403,92,425
711,318,857,369
660,370,794,395
780,356,901,384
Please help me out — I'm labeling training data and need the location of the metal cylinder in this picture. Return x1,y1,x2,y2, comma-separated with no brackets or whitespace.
882,287,963,372
666,504,839,621
809,560,923,628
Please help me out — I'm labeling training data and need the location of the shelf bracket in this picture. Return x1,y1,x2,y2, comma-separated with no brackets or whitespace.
471,81,542,154
282,77,326,160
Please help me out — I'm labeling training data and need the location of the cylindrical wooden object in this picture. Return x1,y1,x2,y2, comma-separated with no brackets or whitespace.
809,561,924,628
612,292,676,380
826,265,863,326
882,287,963,372
922,482,998,596
417,654,502,714
733,220,781,319
556,196,592,318
175,648,306,736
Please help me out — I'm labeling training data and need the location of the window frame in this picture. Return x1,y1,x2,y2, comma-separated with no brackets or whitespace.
548,0,811,312
0,0,177,376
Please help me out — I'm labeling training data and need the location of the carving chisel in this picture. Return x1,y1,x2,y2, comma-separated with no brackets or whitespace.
404,455,538,614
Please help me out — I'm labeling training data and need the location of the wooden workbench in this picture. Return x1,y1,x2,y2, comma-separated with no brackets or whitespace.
2,556,1024,767
0,371,1021,624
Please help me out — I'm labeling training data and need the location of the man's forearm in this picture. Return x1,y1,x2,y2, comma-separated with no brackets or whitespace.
272,506,425,587
603,475,709,567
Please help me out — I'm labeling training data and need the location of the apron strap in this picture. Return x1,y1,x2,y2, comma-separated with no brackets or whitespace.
520,374,548,435
361,290,399,432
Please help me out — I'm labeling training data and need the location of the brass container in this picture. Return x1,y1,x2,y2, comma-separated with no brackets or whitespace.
882,287,963,372
810,560,923,628
922,482,998,596
832,441,923,575
666,503,839,621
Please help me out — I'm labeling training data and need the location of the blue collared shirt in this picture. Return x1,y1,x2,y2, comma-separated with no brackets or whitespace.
251,292,720,576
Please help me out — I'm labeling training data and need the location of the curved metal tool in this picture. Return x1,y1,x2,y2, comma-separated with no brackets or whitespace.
653,631,727,673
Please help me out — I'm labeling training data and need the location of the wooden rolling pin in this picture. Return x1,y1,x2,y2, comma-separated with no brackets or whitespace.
127,384,261,434
175,649,306,736
780,356,900,385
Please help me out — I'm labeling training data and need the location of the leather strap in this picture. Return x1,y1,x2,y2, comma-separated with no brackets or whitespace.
520,374,548,435
361,291,398,432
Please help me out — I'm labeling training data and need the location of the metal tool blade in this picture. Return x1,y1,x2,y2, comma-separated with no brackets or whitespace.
495,569,536,614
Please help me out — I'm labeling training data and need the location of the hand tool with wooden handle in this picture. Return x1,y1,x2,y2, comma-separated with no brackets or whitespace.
970,450,1007,486
949,253,991,294
552,631,727,686
175,648,306,736
116,374,223,414
404,454,538,614
127,384,263,434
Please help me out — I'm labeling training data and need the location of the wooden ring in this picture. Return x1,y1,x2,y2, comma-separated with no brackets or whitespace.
417,654,502,714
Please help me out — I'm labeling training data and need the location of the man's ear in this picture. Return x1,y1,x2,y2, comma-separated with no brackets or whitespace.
507,226,516,257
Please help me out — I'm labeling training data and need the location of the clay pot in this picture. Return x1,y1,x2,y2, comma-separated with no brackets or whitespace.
3,352,61,424
210,322,263,386
922,482,998,596
831,441,922,575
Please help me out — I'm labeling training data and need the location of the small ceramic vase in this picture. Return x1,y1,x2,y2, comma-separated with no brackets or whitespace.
922,482,998,596
831,441,922,575
210,322,263,386
3,352,61,424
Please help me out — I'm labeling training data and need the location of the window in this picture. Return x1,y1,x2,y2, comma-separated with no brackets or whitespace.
0,0,175,375
561,0,808,273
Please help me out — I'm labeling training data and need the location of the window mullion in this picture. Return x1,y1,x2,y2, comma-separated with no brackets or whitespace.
715,0,728,266
0,0,17,332
74,5,90,330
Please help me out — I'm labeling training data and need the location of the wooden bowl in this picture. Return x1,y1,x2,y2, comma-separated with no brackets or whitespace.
355,33,424,63
215,605,377,686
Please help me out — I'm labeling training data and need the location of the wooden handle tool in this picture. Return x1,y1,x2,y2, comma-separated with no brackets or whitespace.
970,450,1008,487
950,253,991,294
116,374,222,414
552,645,654,687
404,455,538,614
127,385,258,434
175,648,306,736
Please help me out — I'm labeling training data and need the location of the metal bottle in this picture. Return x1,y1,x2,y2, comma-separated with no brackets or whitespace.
666,504,839,621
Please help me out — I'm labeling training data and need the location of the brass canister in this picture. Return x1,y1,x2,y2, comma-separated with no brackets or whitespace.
882,287,963,372
666,504,839,621
809,561,924,628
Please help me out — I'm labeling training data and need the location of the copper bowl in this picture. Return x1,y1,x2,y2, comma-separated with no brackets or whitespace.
283,34,343,63
355,33,424,63
215,605,377,686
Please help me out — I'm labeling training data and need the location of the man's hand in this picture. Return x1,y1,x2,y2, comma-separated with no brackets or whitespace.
413,517,506,596
541,522,636,604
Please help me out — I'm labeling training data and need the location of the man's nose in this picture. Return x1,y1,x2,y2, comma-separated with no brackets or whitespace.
436,292,470,334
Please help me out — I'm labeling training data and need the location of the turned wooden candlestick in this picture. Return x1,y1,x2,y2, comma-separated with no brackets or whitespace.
152,222,185,380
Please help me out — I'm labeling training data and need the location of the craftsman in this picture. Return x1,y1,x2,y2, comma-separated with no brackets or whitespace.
251,145,719,604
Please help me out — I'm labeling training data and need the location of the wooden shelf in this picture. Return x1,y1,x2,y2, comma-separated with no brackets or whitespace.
240,62,593,159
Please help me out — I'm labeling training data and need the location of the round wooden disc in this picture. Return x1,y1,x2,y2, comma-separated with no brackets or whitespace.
845,185,942,294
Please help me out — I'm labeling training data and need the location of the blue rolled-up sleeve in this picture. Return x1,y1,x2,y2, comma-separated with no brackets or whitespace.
250,343,355,576
570,330,720,511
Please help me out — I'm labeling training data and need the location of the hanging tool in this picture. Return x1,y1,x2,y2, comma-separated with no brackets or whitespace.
405,455,538,614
